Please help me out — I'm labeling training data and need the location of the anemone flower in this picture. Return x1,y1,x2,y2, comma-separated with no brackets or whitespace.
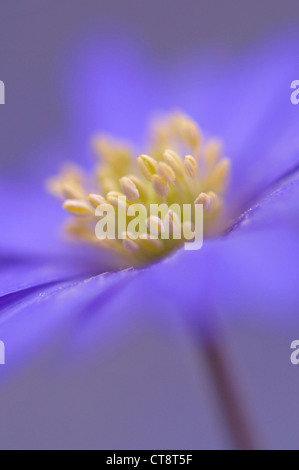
0,32,299,450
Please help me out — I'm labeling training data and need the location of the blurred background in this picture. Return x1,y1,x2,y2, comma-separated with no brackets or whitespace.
0,0,298,174
0,1,299,450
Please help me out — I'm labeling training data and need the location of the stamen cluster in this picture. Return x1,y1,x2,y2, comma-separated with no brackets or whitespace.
47,111,230,266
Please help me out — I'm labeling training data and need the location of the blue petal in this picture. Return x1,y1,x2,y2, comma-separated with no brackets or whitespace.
0,174,114,281
62,32,299,212
60,35,168,160
228,172,299,235
127,180,299,448
1,31,299,449
1,175,299,448
0,271,135,373
2,32,298,263
0,268,234,449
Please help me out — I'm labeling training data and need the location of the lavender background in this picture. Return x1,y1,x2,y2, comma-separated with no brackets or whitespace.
0,1,299,450
0,0,298,173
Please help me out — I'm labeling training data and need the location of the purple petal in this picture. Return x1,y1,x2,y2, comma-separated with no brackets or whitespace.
0,173,116,279
0,268,234,449
228,172,299,235
62,31,299,213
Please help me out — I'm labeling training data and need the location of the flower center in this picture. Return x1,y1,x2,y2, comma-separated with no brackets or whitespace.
47,111,231,267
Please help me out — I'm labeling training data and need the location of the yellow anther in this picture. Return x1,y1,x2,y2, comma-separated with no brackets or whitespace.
46,177,85,200
60,162,85,183
88,193,107,207
207,158,231,194
119,176,140,202
204,139,222,170
61,182,86,200
163,149,184,176
194,192,211,210
195,191,219,212
92,134,132,171
164,210,181,235
106,191,127,210
182,120,201,153
184,155,198,178
92,135,111,159
152,174,169,197
137,154,158,181
65,221,91,239
170,113,202,155
62,199,93,216
97,168,120,193
207,191,220,210
157,162,175,183
128,174,148,200
146,215,164,237
45,179,63,199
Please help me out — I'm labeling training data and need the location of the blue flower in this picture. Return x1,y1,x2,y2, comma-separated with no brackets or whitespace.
0,32,299,449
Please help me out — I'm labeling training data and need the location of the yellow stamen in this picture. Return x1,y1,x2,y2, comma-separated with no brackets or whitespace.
152,174,169,197
184,155,198,178
207,191,220,211
164,210,181,235
88,193,106,207
163,149,184,176
207,158,230,194
128,174,148,200
157,161,175,183
170,113,202,156
48,110,231,267
120,176,140,202
137,154,158,181
106,191,128,211
194,192,211,210
92,134,132,171
203,139,222,170
62,199,93,216
146,215,164,237
194,191,219,212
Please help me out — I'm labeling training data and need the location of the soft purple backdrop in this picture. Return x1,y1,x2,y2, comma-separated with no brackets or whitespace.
1,1,299,451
